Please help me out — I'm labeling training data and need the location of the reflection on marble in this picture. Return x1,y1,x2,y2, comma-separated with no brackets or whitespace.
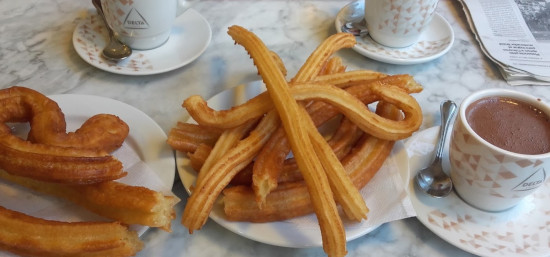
1,0,548,256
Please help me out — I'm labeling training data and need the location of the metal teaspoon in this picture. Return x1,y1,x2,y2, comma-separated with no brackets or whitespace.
341,19,368,36
415,100,457,198
92,0,132,61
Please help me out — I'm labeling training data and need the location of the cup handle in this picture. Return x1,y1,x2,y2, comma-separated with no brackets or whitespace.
176,0,191,16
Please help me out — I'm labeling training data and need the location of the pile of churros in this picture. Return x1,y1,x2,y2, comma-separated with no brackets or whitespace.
0,86,178,257
169,25,423,257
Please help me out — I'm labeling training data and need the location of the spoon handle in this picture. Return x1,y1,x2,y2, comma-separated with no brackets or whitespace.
434,100,457,160
92,0,114,38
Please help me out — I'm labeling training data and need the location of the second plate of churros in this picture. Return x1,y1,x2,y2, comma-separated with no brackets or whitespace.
174,80,414,247
168,26,423,255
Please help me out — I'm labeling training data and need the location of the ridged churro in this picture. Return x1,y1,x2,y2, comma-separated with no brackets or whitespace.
0,206,143,257
0,169,177,231
227,25,350,257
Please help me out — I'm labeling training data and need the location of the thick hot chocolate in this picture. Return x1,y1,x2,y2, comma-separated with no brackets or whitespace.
466,96,550,155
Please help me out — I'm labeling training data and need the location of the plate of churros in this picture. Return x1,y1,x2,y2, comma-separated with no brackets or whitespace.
175,81,414,248
0,88,178,256
0,94,176,229
170,26,422,255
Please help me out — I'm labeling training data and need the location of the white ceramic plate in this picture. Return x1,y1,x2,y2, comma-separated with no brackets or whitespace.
73,8,211,75
0,94,175,257
176,82,411,248
335,0,454,65
406,126,550,257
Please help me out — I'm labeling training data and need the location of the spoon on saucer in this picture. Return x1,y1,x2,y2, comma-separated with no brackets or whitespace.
415,100,457,198
341,19,368,36
92,0,132,61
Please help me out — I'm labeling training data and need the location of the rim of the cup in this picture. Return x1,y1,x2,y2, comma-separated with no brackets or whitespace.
459,88,550,158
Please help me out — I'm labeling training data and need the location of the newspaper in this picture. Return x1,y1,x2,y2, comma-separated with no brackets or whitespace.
459,0,550,86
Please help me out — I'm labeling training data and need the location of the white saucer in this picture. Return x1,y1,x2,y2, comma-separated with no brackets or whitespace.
335,0,454,65
405,126,550,257
176,81,412,248
73,9,211,75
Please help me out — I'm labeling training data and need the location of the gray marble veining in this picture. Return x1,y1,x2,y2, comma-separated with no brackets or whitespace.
0,0,547,256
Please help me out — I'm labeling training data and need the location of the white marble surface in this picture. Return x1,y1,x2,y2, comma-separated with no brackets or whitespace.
1,0,549,256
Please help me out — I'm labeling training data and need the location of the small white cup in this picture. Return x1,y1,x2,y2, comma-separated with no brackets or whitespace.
364,0,439,48
101,0,188,50
450,89,550,212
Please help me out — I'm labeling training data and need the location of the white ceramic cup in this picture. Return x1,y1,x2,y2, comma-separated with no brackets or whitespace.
364,0,439,48
100,0,188,50
450,89,550,212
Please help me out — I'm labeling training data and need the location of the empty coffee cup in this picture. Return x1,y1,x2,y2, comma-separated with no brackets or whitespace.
100,0,189,50
364,0,439,48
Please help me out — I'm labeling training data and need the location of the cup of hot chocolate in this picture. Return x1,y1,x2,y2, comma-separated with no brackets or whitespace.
449,89,550,212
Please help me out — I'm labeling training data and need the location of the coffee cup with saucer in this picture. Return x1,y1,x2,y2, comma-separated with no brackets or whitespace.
335,0,454,65
450,89,550,212
406,125,550,257
73,8,211,75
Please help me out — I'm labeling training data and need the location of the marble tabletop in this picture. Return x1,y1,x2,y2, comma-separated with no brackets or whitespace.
1,0,549,256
